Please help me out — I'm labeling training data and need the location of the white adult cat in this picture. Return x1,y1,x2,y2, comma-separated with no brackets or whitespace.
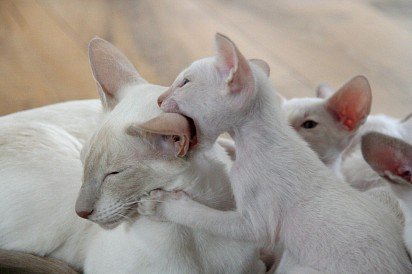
362,132,412,254
0,38,265,273
140,33,412,273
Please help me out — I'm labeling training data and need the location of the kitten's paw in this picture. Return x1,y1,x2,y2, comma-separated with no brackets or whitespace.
170,190,190,201
137,190,166,220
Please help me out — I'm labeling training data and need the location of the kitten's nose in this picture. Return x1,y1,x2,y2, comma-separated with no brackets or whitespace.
158,88,174,107
76,209,93,219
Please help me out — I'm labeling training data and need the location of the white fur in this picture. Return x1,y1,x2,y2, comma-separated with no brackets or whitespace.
142,34,412,273
82,84,265,273
0,100,102,269
342,114,405,190
0,38,265,273
361,132,412,256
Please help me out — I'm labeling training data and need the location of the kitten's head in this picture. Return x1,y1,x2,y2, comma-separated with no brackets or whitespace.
282,76,372,166
75,38,195,229
157,33,269,144
362,132,412,198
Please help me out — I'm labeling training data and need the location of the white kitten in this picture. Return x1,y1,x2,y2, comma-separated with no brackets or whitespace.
362,132,412,255
140,33,412,273
282,76,371,177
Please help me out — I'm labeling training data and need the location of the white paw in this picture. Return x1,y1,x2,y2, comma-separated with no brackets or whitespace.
169,190,190,201
137,189,165,217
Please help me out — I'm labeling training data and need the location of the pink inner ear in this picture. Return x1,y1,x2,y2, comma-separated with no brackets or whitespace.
214,33,254,95
362,133,412,184
134,113,192,157
326,76,371,131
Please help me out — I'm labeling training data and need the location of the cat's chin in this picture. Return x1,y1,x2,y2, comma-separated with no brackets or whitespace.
99,220,123,230
98,208,140,230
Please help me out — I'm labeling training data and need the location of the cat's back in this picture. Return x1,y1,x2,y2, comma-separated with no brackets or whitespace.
0,100,102,268
1,99,102,144
283,185,411,273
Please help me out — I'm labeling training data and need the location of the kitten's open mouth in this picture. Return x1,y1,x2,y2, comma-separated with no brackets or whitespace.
183,115,198,148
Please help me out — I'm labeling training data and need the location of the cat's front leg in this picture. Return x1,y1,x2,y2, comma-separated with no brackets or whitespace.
139,189,258,242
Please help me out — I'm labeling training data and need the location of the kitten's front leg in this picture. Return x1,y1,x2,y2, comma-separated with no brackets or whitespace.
138,190,258,242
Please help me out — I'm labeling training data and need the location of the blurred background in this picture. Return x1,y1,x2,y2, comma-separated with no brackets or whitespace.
0,0,411,117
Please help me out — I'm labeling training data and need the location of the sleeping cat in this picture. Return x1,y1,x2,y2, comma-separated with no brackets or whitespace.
0,37,264,273
140,33,412,273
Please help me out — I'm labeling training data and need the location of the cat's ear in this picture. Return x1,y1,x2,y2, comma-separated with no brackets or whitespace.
126,113,193,157
362,132,412,185
249,59,270,77
275,92,286,105
88,37,147,111
326,75,372,131
214,33,254,96
316,84,335,99
402,112,412,124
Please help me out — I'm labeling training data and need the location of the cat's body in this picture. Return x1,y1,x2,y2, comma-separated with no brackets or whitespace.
0,100,102,269
143,34,412,273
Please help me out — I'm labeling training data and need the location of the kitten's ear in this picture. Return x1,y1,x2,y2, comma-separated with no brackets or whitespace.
249,59,270,77
326,75,372,131
126,113,192,157
316,84,335,99
362,132,412,185
214,33,254,95
88,37,147,111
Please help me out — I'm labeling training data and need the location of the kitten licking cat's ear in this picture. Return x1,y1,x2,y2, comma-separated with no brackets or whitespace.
142,33,412,273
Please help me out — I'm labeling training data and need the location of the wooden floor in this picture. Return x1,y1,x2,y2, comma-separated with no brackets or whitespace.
0,0,411,117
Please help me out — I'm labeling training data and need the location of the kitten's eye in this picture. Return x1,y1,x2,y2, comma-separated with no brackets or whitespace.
179,78,190,88
301,120,318,129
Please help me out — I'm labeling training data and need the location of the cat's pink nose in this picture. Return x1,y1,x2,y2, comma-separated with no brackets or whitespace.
76,210,93,219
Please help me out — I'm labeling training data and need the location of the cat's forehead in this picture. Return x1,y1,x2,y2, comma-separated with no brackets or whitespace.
83,83,168,173
282,97,324,119
186,57,216,76
108,84,166,124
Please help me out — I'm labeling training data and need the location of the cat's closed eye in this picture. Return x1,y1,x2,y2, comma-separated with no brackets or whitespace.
301,120,318,129
179,78,190,88
103,171,121,181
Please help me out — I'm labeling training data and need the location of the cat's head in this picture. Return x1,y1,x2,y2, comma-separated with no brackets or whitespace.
362,132,412,199
75,38,196,229
282,76,372,166
157,33,270,144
